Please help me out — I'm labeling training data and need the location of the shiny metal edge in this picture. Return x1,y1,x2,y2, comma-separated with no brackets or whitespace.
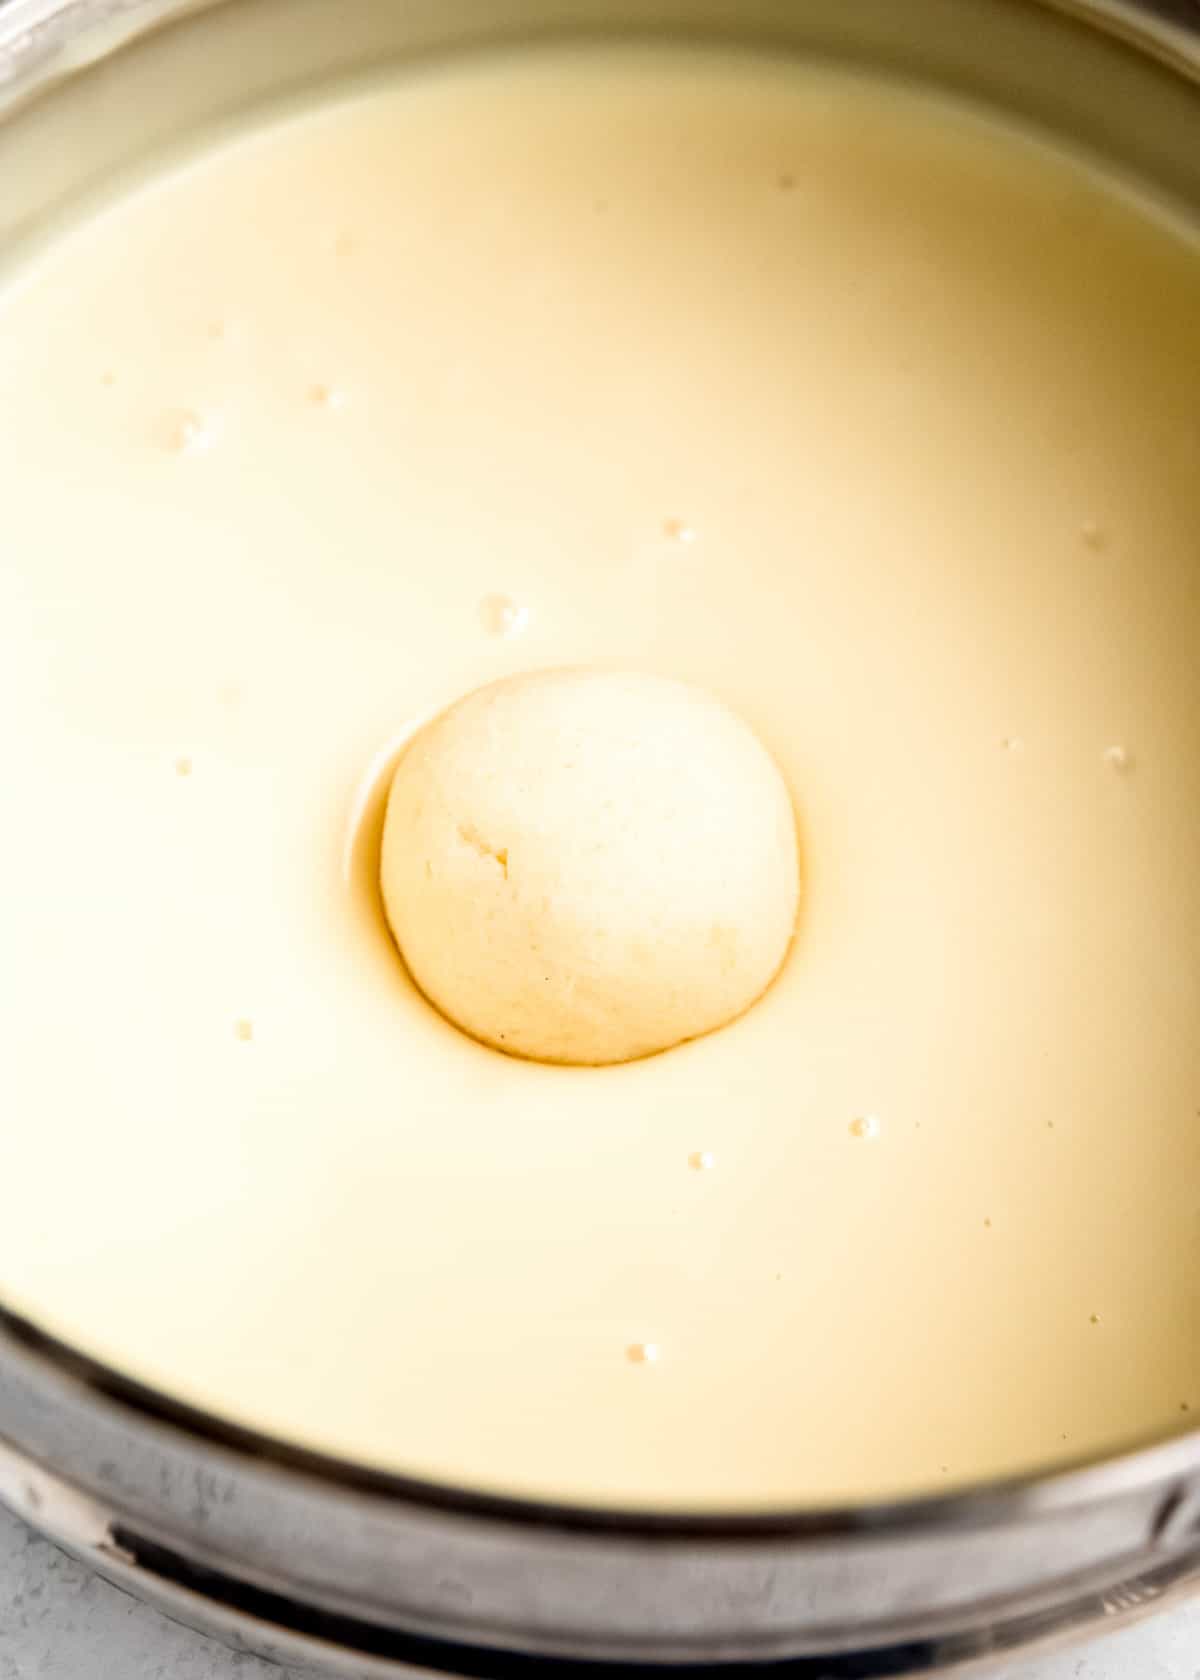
5,1289,1200,1663
0,0,205,85
1038,0,1199,75
3,1299,1200,1541
4,1428,1200,1674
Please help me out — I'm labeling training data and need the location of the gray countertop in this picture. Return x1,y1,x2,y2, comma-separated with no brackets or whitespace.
2,1502,1199,1680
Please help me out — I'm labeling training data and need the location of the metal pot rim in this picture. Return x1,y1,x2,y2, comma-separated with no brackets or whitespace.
4,1300,1200,1540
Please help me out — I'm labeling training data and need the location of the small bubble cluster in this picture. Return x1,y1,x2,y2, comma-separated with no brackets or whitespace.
479,594,530,638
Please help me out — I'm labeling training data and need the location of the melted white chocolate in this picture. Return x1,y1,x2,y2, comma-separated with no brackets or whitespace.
0,46,1198,1510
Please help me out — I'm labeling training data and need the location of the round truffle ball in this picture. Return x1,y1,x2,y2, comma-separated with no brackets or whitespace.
380,668,800,1065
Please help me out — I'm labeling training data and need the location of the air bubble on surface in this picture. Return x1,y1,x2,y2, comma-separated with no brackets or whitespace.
849,1115,880,1140
165,410,216,455
479,595,530,638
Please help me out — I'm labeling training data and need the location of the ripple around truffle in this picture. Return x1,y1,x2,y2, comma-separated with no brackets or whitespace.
380,668,801,1065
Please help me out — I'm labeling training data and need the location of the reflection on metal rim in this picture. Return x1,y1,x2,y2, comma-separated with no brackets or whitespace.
2,1300,1200,1539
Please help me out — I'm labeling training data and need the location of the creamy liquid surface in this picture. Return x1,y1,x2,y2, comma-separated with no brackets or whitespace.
1,47,1199,1510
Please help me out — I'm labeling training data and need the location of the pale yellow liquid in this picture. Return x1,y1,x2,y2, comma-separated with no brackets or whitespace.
1,46,1198,1511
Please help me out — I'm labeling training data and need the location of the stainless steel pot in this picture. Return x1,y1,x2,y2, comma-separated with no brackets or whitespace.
1,2,1198,1674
